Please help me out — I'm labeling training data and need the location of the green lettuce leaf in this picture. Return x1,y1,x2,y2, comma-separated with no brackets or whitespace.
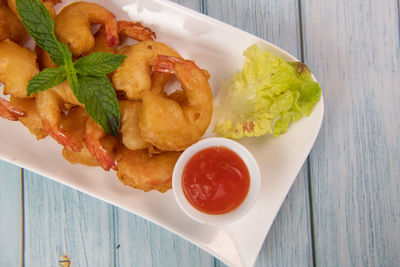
213,44,321,139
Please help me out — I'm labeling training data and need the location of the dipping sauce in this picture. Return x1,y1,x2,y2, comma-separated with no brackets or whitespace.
182,146,250,214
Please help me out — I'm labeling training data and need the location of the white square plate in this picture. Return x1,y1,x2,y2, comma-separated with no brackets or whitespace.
0,0,324,266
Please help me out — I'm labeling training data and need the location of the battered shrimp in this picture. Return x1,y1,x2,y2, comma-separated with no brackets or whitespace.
0,97,25,121
61,106,96,165
0,40,39,98
9,97,48,139
149,70,188,104
61,107,117,168
139,55,213,151
91,20,156,53
84,117,117,171
116,145,181,192
54,1,118,56
0,41,50,137
112,41,181,100
35,80,83,152
7,0,61,19
0,5,26,43
119,100,149,151
35,45,57,69
80,18,155,169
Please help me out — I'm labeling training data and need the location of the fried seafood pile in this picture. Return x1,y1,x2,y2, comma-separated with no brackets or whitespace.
0,0,213,193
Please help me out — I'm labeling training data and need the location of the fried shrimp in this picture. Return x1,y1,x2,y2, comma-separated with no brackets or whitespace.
35,45,58,69
82,100,150,170
112,40,181,100
139,55,213,151
54,1,118,56
91,20,156,53
119,100,149,151
116,146,181,192
60,106,97,165
7,0,61,19
61,107,117,168
0,40,39,98
0,5,26,43
35,80,83,152
83,117,117,171
9,97,48,139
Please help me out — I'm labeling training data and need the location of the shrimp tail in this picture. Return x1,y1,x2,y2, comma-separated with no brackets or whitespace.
151,55,187,73
0,97,26,121
84,135,117,171
105,19,119,48
117,20,156,41
84,118,117,171
43,121,83,152
43,0,62,5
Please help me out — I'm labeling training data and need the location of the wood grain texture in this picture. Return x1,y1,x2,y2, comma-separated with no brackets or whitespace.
257,167,313,267
2,0,399,266
206,1,314,266
116,208,215,267
0,161,22,267
23,171,115,267
302,0,400,266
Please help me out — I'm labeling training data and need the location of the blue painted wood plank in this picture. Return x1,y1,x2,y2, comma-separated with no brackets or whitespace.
301,0,400,266
206,1,314,266
23,170,115,267
257,167,313,267
0,160,22,267
116,208,215,267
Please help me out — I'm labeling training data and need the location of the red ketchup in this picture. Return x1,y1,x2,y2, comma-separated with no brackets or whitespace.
182,146,250,214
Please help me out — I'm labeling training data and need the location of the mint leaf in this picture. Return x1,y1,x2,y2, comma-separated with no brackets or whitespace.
16,0,64,65
17,0,122,135
27,67,66,96
78,75,120,136
74,52,127,76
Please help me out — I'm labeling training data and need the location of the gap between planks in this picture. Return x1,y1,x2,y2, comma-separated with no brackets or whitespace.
20,168,25,267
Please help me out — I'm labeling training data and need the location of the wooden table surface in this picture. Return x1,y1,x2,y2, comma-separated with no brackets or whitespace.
1,0,399,266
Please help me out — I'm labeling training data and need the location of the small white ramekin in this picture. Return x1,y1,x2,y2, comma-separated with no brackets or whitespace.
172,137,261,225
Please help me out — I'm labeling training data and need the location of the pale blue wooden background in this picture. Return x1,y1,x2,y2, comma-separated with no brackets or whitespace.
1,0,399,266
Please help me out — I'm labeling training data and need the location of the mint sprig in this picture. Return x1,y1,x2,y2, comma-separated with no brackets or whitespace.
16,0,125,136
